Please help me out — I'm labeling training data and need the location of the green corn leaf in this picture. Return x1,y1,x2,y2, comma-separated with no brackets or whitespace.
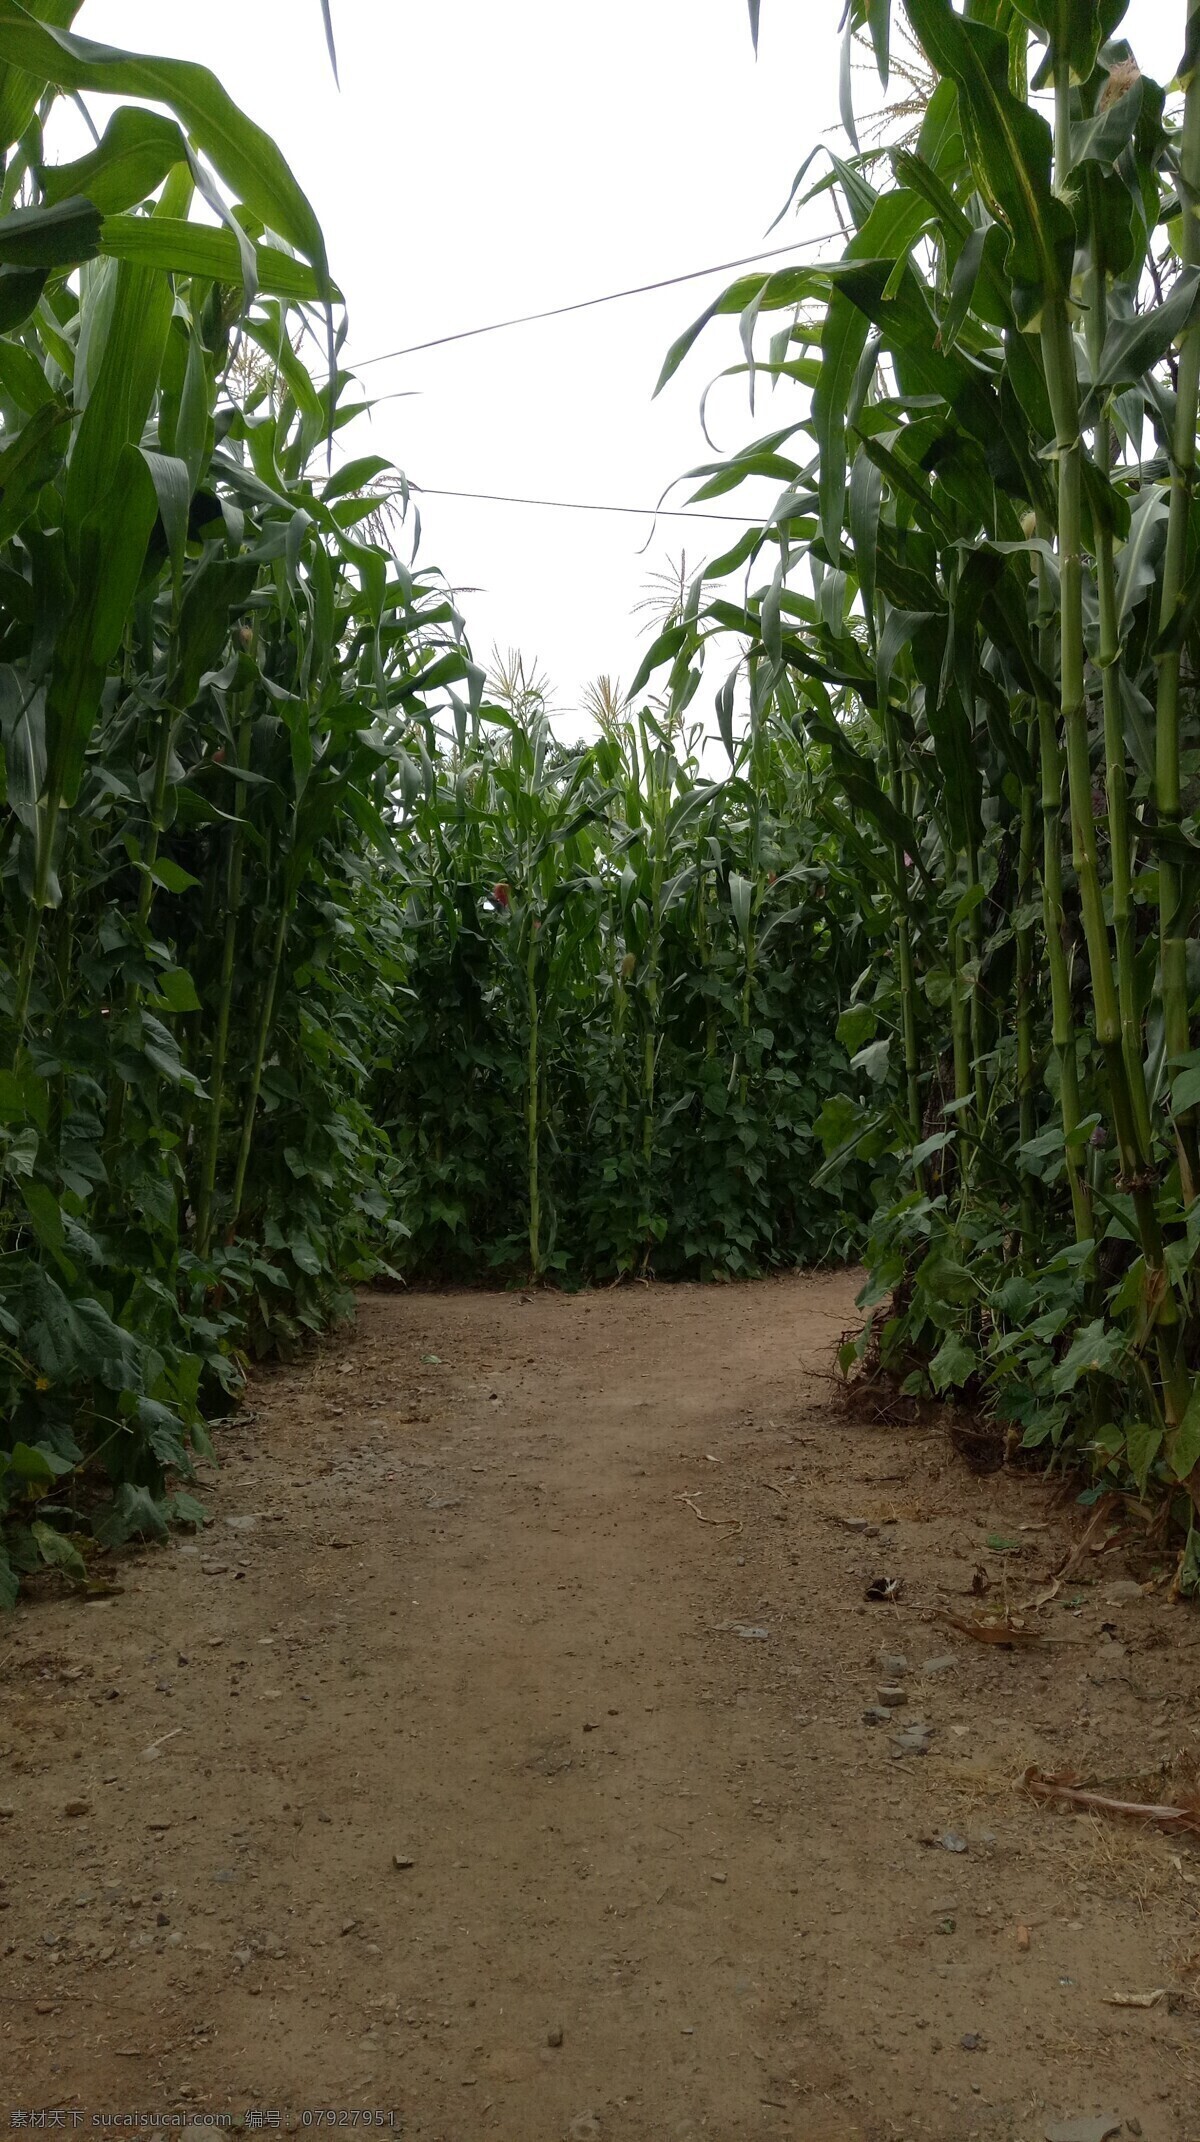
139,448,191,588
0,0,81,154
0,1,328,282
654,267,821,395
729,871,753,945
0,263,46,330
903,0,1075,326
1094,268,1200,394
40,105,185,214
97,215,335,303
1116,488,1169,633
1011,0,1128,86
47,442,159,805
849,447,882,641
66,256,172,537
0,397,70,545
0,335,54,409
839,12,860,150
0,193,101,266
815,285,871,561
170,556,259,706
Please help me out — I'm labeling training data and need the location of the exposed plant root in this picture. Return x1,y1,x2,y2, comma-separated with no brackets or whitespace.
1024,1768,1200,1837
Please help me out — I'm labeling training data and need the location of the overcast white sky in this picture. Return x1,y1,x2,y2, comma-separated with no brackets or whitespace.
77,1,1181,717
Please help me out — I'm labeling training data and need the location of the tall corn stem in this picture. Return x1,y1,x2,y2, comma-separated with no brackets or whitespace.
948,859,972,1185
195,713,252,1257
1033,535,1089,1247
1086,242,1154,1157
1016,737,1038,1244
884,707,923,1158
102,705,176,1178
1156,1,1200,1198
1046,38,1189,1417
526,928,541,1280
228,901,289,1236
11,793,60,1056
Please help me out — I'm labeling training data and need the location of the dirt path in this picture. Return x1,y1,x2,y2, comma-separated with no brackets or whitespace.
3,1273,1200,2140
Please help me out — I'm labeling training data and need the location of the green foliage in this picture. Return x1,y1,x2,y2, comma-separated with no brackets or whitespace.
637,0,1200,1540
375,697,875,1281
0,8,466,1597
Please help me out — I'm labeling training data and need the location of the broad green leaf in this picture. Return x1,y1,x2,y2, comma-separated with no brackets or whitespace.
904,0,1074,326
1115,488,1168,634
147,856,201,894
729,871,752,945
65,257,173,536
1168,1382,1200,1483
1012,0,1130,86
0,396,70,545
19,1176,67,1261
139,448,191,587
930,1332,975,1391
40,104,185,214
6,1440,73,1483
1172,1065,1200,1116
0,0,81,153
97,215,333,303
93,1483,169,1546
1050,1318,1125,1396
654,267,822,396
1124,1419,1162,1498
154,966,202,1014
1095,268,1200,393
31,1518,86,1583
48,442,160,805
0,2,329,282
171,555,258,705
0,193,100,266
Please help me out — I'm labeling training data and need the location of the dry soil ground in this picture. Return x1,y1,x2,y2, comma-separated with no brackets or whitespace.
2,1271,1200,2142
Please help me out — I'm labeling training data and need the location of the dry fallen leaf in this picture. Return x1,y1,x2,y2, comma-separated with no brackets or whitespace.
1103,1989,1167,2009
941,1610,1043,1648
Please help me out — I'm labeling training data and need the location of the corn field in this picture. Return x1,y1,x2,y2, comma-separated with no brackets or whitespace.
639,0,1200,1580
0,3,482,1601
380,688,872,1281
7,0,1200,1604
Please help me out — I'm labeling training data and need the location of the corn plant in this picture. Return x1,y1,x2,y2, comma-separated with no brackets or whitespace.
0,2,473,1601
370,689,874,1284
643,0,1200,1566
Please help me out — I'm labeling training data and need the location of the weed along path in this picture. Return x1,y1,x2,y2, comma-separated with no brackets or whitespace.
4,1273,1200,2140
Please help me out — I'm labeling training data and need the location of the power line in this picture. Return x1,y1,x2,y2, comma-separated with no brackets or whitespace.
412,485,763,524
338,231,840,374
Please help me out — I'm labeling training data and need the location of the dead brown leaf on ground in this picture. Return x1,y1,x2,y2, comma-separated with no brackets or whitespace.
939,1609,1044,1646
